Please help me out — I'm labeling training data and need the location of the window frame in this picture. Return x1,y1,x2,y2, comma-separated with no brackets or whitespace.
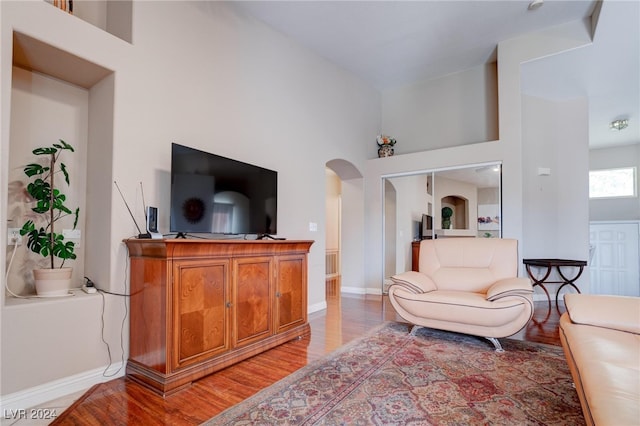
588,166,637,199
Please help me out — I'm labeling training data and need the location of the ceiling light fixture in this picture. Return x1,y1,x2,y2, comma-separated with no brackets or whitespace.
528,0,544,11
610,119,629,131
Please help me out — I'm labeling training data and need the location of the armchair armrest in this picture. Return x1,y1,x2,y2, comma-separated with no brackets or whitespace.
564,293,640,334
390,271,437,294
486,277,532,301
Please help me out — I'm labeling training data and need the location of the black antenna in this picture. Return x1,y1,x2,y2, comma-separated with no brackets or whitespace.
140,181,148,228
114,181,143,235
140,181,147,211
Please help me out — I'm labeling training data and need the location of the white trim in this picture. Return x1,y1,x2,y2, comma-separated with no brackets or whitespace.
589,220,640,226
308,300,327,314
341,286,382,296
341,285,366,295
380,161,502,180
0,363,125,412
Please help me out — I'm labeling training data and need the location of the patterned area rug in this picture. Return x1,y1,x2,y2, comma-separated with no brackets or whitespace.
204,322,584,425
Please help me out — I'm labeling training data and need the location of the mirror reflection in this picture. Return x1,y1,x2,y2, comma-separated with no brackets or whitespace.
383,163,502,288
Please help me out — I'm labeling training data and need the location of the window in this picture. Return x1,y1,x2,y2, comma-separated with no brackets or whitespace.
589,167,637,198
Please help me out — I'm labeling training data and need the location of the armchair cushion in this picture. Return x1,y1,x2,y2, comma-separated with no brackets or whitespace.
486,277,533,301
391,271,437,294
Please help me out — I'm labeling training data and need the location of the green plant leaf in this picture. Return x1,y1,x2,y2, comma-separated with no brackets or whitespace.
33,147,57,155
52,237,76,260
27,179,51,199
19,220,35,236
60,163,70,185
33,200,50,214
58,139,75,152
24,163,48,177
56,203,72,215
23,227,49,256
73,208,80,229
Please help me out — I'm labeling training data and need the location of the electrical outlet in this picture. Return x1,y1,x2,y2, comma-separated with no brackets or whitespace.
7,228,22,246
62,229,81,239
62,229,81,248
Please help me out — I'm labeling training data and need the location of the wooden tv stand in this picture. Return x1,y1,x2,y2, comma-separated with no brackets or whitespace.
124,239,314,396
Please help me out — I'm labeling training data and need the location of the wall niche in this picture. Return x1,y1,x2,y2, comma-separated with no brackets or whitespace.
6,31,115,301
45,0,133,44
441,195,468,230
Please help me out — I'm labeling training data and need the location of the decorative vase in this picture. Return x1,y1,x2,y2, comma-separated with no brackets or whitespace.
33,267,72,297
376,134,397,158
378,145,394,158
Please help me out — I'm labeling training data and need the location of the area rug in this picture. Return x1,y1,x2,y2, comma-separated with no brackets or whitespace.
204,322,584,425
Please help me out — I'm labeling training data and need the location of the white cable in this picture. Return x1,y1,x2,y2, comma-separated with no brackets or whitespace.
100,246,129,378
4,238,74,299
4,240,27,298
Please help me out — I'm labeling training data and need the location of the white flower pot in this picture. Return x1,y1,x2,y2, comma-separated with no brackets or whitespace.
33,267,73,297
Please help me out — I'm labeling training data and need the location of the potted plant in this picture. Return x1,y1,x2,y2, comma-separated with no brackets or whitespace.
442,206,453,229
19,139,79,297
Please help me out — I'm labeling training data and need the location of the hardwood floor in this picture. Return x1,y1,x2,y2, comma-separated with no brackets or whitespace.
51,296,563,425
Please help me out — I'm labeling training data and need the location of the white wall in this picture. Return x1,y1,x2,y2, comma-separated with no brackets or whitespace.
325,170,341,251
339,176,365,295
522,95,590,297
589,143,640,221
1,0,379,399
362,20,593,294
382,63,498,154
387,174,429,274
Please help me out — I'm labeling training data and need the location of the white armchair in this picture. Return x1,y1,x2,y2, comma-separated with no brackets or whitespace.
388,238,534,351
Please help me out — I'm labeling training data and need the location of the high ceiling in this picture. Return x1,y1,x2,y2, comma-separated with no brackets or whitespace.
232,0,639,149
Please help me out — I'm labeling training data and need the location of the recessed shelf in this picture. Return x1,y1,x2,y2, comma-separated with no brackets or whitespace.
13,32,112,89
44,0,133,44
435,229,477,238
4,289,99,308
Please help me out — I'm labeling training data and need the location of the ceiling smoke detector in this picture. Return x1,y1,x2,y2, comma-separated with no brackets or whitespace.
610,119,629,131
528,0,544,11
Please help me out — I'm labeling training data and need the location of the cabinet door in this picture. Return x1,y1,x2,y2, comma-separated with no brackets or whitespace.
275,254,307,333
172,259,230,370
233,256,273,347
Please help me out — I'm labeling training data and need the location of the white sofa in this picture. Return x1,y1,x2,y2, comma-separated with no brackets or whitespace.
388,238,534,351
559,293,640,426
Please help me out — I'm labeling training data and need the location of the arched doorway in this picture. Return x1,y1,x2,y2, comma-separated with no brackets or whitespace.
325,159,363,299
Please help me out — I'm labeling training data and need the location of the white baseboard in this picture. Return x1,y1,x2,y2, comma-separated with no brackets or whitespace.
0,362,125,413
341,286,382,296
308,300,327,314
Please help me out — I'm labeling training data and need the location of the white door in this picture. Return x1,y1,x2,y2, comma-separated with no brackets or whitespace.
589,222,640,296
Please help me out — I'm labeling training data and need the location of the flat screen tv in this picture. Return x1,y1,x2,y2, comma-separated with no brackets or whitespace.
421,214,433,239
170,143,277,236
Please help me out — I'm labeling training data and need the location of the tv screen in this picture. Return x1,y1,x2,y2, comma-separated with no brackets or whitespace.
421,214,433,239
170,143,277,235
